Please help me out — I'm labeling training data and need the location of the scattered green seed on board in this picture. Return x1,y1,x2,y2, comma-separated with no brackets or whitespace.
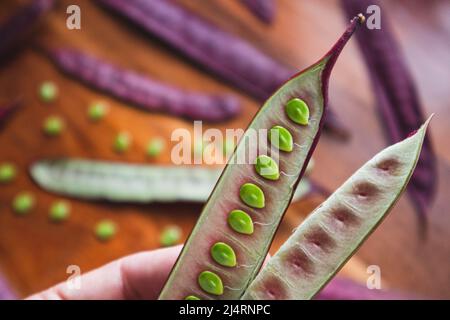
211,242,237,267
114,131,131,153
198,271,223,295
12,192,35,215
39,81,58,103
185,295,200,300
228,209,254,235
286,98,310,125
49,200,71,222
0,163,16,183
268,125,293,152
43,116,64,136
239,183,265,208
160,225,182,247
255,155,279,180
147,138,165,157
88,102,109,121
95,220,117,241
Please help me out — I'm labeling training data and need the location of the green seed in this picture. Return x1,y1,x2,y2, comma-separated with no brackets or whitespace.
39,81,58,103
286,98,309,125
198,271,223,296
160,225,182,247
255,155,279,180
211,242,237,267
43,116,64,136
228,210,254,235
0,163,16,183
88,102,109,121
269,125,293,152
185,295,201,300
49,200,70,222
114,131,131,153
147,138,165,157
12,192,35,215
239,183,265,208
95,220,117,241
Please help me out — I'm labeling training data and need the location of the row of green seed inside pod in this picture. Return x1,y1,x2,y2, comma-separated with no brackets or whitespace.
185,98,310,300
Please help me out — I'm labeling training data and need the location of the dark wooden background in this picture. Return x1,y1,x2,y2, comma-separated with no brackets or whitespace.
0,0,449,299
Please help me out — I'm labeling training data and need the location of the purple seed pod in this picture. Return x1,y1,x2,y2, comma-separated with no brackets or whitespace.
341,0,437,224
50,48,240,122
316,277,422,300
240,0,276,24
0,0,54,60
0,99,22,130
96,0,349,138
0,273,16,300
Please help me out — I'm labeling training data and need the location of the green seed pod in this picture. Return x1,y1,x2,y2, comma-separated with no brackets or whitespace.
255,155,279,180
114,132,131,153
49,200,71,222
43,116,64,136
0,163,16,183
268,126,293,152
222,138,236,157
147,138,165,157
88,102,109,121
198,271,223,296
159,17,361,300
239,183,265,208
12,192,35,215
286,98,310,125
227,209,254,235
185,295,201,300
160,225,182,247
243,117,431,300
39,81,58,103
211,242,237,267
95,220,117,241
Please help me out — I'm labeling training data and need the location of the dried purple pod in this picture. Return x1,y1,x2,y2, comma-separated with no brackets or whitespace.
0,99,22,130
317,277,420,300
49,48,240,122
316,277,421,300
240,0,276,24
96,0,348,138
341,0,437,223
0,0,54,60
0,273,16,300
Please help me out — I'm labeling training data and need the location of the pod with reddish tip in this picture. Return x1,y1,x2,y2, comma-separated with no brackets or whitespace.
242,117,431,300
159,17,362,300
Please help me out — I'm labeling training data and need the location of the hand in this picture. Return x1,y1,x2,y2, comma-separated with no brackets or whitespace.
27,245,182,300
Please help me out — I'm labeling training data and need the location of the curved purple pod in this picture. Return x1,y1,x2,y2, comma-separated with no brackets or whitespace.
0,0,54,60
50,48,240,122
341,0,437,223
0,99,22,130
0,273,16,300
240,0,276,24
316,277,421,300
97,0,349,137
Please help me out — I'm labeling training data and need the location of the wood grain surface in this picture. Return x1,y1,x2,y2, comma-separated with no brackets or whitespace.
0,0,449,299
